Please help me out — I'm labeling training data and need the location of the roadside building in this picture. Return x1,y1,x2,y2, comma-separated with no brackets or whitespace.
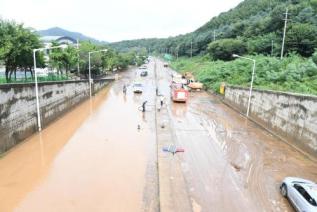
39,36,78,76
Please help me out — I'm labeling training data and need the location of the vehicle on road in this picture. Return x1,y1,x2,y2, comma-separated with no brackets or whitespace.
280,177,317,212
139,65,147,69
171,83,188,103
164,63,168,68
188,81,203,91
172,73,187,85
182,72,203,91
133,82,143,93
140,70,148,77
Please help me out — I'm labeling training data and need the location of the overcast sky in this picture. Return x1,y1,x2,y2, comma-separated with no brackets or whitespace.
0,0,243,42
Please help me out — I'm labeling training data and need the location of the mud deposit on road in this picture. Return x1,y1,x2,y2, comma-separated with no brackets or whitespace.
155,59,317,212
0,66,158,212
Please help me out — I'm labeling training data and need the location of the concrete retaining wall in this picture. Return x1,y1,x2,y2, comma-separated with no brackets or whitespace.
224,86,317,157
0,79,112,153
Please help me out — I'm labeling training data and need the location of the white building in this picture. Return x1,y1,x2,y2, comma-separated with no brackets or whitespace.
40,36,77,48
39,36,78,75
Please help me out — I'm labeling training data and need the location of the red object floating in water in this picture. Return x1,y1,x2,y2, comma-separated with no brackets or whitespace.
176,148,185,153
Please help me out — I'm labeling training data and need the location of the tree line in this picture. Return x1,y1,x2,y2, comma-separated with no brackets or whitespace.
0,19,146,83
110,0,317,60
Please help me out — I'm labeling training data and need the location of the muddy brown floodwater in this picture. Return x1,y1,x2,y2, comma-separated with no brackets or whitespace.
155,59,317,212
0,64,159,212
1,58,316,212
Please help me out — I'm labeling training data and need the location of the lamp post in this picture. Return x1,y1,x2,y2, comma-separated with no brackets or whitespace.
88,49,107,97
33,44,68,131
232,54,256,117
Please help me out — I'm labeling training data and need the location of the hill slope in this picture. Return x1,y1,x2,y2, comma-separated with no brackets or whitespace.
38,27,107,44
110,0,317,58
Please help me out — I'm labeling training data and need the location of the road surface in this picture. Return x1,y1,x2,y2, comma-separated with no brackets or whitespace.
0,59,316,212
155,59,317,212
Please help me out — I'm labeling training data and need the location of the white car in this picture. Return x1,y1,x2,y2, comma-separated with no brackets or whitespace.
133,83,143,93
280,177,317,212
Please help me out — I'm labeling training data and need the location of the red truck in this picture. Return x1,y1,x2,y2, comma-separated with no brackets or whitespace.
171,83,189,103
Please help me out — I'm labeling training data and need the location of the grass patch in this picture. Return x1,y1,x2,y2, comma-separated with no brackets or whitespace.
0,74,70,84
170,55,317,95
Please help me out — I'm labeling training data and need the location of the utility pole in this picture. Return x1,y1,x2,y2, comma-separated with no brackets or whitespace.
190,41,193,58
213,30,216,41
271,40,274,56
176,48,179,60
280,8,288,60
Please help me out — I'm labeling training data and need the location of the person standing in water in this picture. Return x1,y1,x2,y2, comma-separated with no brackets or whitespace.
123,84,127,95
160,95,164,107
142,101,148,112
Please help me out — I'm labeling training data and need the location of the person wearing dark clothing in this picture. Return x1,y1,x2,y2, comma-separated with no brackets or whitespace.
123,85,127,94
142,101,148,112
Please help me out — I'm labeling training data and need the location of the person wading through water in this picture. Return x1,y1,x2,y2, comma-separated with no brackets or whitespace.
142,101,147,112
160,95,164,107
123,84,127,95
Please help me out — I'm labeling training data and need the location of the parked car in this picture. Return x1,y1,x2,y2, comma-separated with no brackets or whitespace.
280,177,317,212
139,65,147,69
140,71,148,77
164,63,168,67
133,82,143,93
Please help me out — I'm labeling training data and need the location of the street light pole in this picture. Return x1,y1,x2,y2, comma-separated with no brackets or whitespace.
33,50,41,131
77,39,80,75
232,54,256,117
33,44,68,131
88,49,107,97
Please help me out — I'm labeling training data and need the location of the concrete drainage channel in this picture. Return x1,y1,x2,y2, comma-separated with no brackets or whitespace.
0,78,113,154
154,60,193,212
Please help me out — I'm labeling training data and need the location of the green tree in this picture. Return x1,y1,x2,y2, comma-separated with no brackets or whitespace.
312,50,317,66
0,20,43,82
49,43,78,76
285,23,317,57
207,38,247,60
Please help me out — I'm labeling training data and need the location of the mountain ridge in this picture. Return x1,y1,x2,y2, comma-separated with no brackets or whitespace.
37,27,108,44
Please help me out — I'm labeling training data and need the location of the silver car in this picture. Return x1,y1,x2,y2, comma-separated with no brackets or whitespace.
280,177,317,212
133,83,143,93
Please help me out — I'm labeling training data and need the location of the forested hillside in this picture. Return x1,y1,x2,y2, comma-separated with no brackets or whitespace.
38,27,108,45
110,0,317,59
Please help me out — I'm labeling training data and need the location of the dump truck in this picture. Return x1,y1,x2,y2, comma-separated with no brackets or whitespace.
182,72,203,91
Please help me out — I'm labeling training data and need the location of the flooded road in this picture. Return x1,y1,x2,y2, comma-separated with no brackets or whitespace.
155,59,317,212
0,65,158,211
1,58,317,212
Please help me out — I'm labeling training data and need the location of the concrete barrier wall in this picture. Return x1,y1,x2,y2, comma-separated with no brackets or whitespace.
0,79,112,153
224,86,317,157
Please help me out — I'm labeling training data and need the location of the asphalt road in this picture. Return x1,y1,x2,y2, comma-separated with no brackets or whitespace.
155,59,317,212
0,58,316,212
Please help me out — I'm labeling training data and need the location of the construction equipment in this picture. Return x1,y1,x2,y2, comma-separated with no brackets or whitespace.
182,72,203,91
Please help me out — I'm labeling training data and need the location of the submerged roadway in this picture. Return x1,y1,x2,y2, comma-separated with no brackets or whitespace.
0,59,316,212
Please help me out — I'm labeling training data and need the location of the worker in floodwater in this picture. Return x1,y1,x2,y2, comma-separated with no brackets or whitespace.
160,95,164,107
123,84,127,95
142,101,147,112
